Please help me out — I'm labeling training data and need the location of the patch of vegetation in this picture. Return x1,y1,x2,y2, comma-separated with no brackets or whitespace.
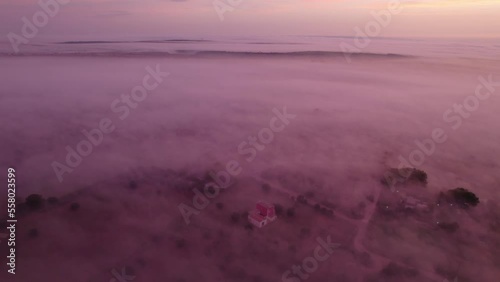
286,208,295,218
25,194,44,210
381,167,428,187
244,223,254,231
216,203,224,210
448,187,479,208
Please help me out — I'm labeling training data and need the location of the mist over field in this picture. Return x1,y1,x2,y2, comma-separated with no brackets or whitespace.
0,37,499,282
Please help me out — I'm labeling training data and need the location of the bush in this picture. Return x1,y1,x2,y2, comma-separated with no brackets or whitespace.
286,208,295,218
216,203,224,210
382,168,428,187
409,169,427,184
448,188,479,208
25,194,44,210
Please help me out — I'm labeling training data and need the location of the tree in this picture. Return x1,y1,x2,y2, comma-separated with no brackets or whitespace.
25,194,44,210
448,188,479,208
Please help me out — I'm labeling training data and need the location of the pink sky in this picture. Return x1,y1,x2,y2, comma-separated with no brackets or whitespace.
1,0,499,40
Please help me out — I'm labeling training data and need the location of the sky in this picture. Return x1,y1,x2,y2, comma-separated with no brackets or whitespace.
0,0,499,40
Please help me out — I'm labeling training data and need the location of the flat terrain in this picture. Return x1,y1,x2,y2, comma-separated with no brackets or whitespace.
1,53,499,281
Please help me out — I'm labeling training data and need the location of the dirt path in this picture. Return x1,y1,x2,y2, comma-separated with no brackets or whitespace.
270,181,444,282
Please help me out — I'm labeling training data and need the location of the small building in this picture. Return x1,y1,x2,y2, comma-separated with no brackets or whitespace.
248,201,277,228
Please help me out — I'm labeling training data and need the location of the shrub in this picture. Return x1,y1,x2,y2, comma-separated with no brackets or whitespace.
286,208,295,218
25,194,44,210
410,169,428,185
216,203,224,210
382,167,428,187
448,188,479,208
